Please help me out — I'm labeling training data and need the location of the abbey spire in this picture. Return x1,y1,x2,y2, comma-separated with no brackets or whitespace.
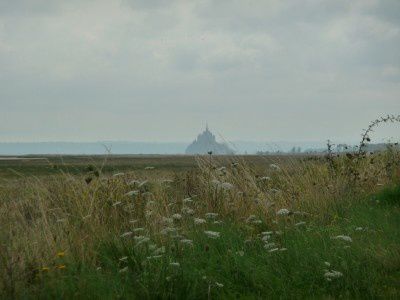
185,126,233,155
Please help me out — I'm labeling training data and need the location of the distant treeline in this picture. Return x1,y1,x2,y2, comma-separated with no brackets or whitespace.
256,143,399,155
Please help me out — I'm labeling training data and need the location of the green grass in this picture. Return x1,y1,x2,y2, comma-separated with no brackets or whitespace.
0,154,309,178
17,185,400,299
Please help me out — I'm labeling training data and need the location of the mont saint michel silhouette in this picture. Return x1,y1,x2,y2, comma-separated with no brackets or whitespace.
185,125,233,155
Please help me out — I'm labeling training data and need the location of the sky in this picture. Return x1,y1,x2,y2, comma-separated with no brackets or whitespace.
0,0,399,144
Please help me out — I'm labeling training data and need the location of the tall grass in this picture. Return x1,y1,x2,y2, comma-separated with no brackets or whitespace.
1,119,400,298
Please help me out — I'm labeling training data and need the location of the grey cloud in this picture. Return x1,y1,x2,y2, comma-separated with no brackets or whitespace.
122,0,177,11
0,0,60,15
0,0,399,143
369,0,400,25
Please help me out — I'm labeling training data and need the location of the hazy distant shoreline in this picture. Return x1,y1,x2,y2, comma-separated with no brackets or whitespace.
0,141,333,155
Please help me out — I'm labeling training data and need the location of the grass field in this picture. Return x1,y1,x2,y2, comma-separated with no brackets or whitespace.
0,152,399,299
0,154,313,178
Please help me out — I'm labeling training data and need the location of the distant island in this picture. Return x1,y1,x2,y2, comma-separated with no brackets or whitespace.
185,125,233,155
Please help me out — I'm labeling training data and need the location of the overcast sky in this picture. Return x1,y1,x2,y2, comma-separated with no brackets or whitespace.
0,0,399,143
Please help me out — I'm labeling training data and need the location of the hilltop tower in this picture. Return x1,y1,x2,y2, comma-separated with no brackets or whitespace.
185,125,233,155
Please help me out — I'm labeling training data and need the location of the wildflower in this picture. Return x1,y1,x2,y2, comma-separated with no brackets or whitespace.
112,201,122,207
119,267,128,273
172,213,182,220
153,246,165,255
170,262,180,267
332,235,352,242
220,182,234,190
270,164,281,171
162,179,173,183
215,282,224,288
294,211,310,216
120,231,133,238
324,270,343,280
182,207,195,215
295,221,306,226
246,215,257,223
161,227,177,235
194,218,206,225
56,265,66,270
147,255,163,259
205,213,218,219
180,239,193,246
211,179,221,186
162,217,173,225
137,237,151,246
57,251,65,258
123,204,135,212
261,235,271,242
276,208,291,216
264,242,276,250
134,235,150,245
183,197,192,203
41,267,50,272
261,231,273,236
204,231,220,239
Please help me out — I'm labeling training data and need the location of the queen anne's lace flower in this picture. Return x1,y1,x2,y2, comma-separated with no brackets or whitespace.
172,213,182,220
205,213,218,219
180,239,193,245
120,231,133,238
332,235,352,242
276,208,291,216
324,270,343,280
204,231,220,239
194,218,206,225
